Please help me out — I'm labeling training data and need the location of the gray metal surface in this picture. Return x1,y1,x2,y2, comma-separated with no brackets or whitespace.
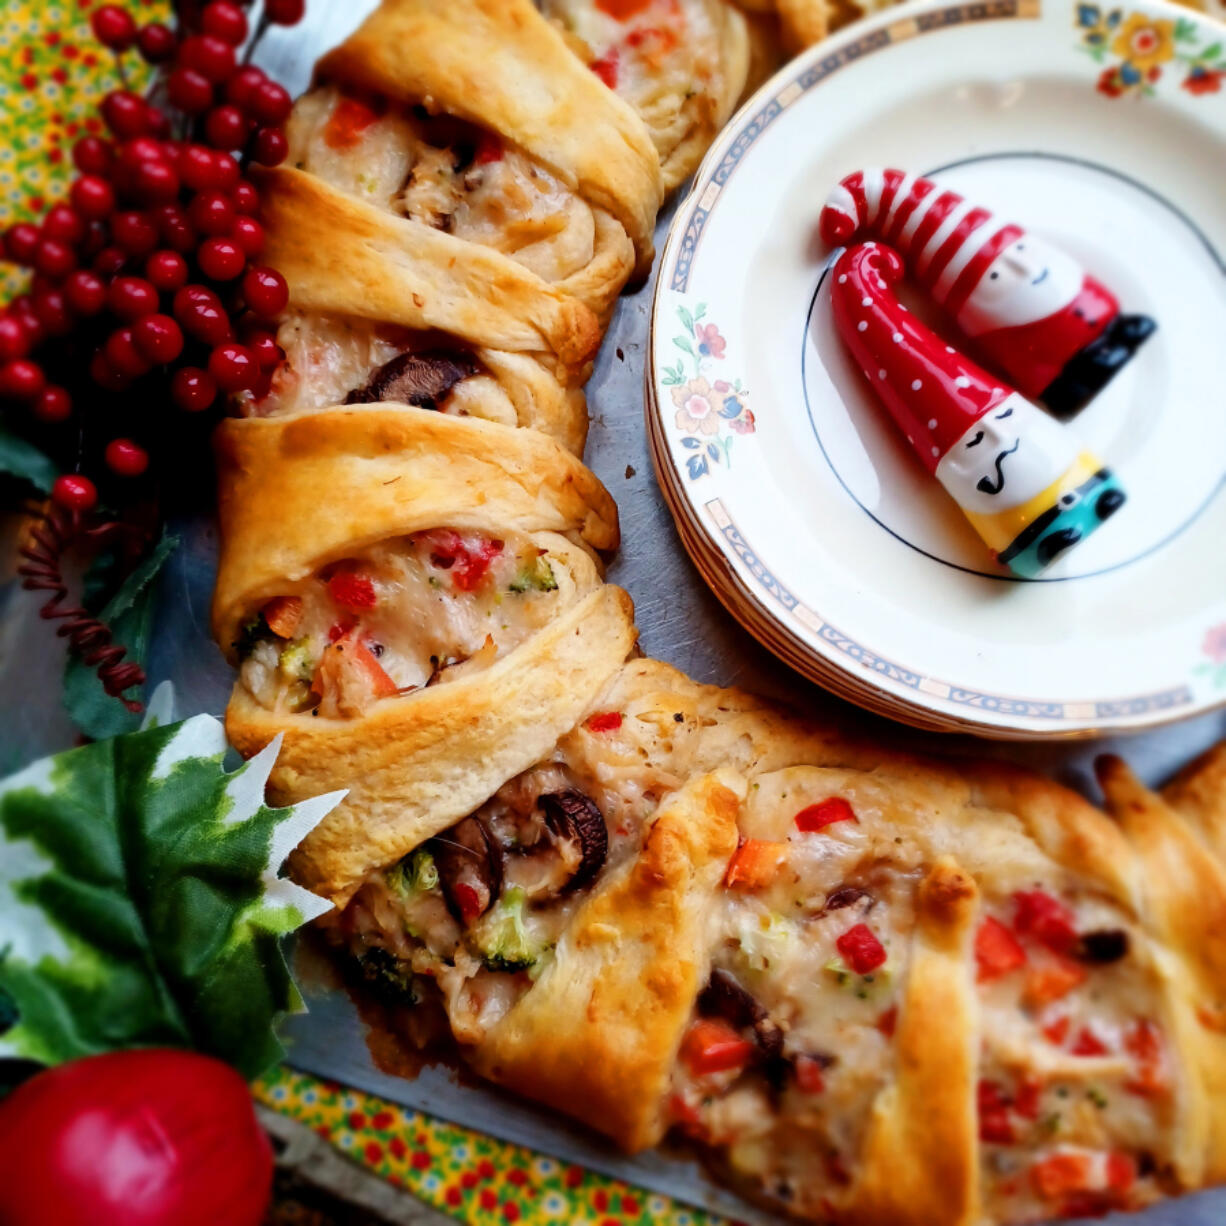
1,1,1223,1219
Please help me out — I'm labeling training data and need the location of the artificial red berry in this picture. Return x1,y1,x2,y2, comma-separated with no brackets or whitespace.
90,350,129,392
151,203,196,254
171,365,217,411
32,288,73,336
105,326,152,379
34,238,77,278
179,34,236,85
0,359,47,401
112,210,159,256
133,313,184,363
230,215,264,257
108,276,159,322
210,150,239,191
132,158,180,204
105,437,150,477
166,67,214,114
52,474,97,511
117,136,166,169
42,204,85,245
64,269,108,316
232,180,259,215
250,80,292,126
189,190,236,236
92,245,129,278
102,90,149,139
208,342,257,391
225,65,266,109
145,105,172,140
34,385,72,423
266,0,305,25
204,104,248,151
242,266,288,318
246,329,284,369
173,285,232,344
202,2,248,45
146,249,189,291
0,316,29,362
250,126,288,167
137,21,176,63
4,223,40,266
198,236,245,280
72,136,112,175
70,174,116,221
180,144,219,192
91,5,137,50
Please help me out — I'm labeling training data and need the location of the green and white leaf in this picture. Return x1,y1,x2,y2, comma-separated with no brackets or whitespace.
0,713,343,1080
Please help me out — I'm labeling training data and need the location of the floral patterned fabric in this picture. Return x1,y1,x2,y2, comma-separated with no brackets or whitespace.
255,1067,735,1226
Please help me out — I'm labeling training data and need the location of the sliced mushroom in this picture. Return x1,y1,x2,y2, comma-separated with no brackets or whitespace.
818,885,873,917
540,790,608,892
345,350,478,409
1076,928,1129,964
699,970,784,1061
428,815,503,923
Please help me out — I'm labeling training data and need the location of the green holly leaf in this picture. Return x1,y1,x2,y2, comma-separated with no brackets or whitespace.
0,427,57,494
63,531,180,741
0,715,343,1080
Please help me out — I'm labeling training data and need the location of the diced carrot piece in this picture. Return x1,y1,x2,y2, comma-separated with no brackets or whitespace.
1013,890,1079,956
312,630,398,715
1031,1152,1094,1200
1124,1019,1168,1097
681,1019,755,1076
262,594,303,638
794,797,857,833
975,916,1028,982
1023,958,1087,1007
724,839,786,890
1106,1152,1136,1192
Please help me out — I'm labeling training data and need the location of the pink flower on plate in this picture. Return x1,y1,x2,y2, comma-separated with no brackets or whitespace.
1202,623,1226,664
695,322,726,360
729,409,756,435
671,376,721,436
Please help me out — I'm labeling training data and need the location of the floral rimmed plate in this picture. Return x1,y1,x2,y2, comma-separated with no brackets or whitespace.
647,0,1226,739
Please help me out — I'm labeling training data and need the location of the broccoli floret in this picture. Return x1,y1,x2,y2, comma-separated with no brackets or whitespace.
357,947,418,1006
232,614,270,661
474,886,549,974
387,849,439,899
278,641,315,681
509,556,558,594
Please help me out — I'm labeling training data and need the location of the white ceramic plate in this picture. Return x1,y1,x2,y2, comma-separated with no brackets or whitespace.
648,0,1226,738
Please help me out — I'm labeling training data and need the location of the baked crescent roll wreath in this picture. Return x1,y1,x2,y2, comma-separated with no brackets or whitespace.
317,657,1226,1225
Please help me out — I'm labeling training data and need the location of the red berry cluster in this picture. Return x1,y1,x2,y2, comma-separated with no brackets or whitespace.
0,1,303,514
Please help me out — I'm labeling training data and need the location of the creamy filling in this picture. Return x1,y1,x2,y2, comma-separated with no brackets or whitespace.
543,0,729,164
238,530,565,717
287,86,598,285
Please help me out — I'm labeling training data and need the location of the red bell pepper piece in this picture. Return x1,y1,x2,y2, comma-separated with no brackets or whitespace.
794,1055,826,1094
595,0,652,17
328,572,378,611
836,923,887,975
585,711,623,733
975,916,1028,982
1023,958,1087,1007
1013,890,1079,956
1031,1152,1094,1200
977,1080,1015,1145
794,797,857,833
589,49,619,89
1070,1027,1109,1057
681,1019,755,1076
1124,1019,1167,1097
324,96,381,149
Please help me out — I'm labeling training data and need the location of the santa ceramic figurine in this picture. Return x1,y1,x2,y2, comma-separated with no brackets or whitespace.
820,169,1155,414
830,242,1126,577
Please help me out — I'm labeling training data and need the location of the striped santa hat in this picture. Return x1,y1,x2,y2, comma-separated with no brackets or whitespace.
829,242,1010,474
820,169,1027,324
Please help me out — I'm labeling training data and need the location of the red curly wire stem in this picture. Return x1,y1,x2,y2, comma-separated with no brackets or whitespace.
16,504,146,714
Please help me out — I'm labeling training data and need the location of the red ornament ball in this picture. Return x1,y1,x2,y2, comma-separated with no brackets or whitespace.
105,438,150,477
91,5,137,51
52,474,98,512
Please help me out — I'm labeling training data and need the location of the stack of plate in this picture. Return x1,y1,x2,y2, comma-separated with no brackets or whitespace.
645,0,1226,739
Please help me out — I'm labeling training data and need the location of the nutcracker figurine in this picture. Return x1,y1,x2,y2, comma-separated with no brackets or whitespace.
820,169,1155,414
829,243,1126,578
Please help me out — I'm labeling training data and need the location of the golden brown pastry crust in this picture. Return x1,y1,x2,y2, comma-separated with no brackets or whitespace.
317,0,664,271
472,769,743,1151
211,405,619,654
